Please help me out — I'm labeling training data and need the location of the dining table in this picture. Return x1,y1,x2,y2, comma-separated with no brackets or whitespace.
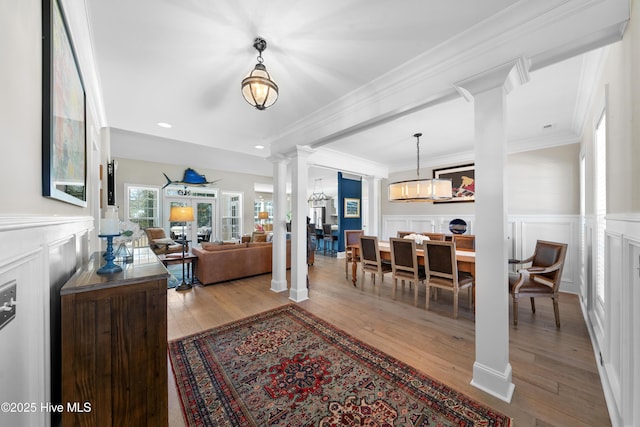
350,240,476,288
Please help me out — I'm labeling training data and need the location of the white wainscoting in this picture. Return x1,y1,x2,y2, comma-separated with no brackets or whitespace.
0,216,93,427
587,214,640,427
382,214,579,293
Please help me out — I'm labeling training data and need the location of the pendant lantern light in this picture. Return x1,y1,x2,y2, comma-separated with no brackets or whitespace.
241,37,278,110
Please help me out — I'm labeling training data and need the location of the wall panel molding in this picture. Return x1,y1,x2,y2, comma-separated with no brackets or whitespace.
382,214,578,292
0,216,93,427
593,218,640,427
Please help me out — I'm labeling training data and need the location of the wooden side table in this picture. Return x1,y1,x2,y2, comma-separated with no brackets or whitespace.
158,252,199,286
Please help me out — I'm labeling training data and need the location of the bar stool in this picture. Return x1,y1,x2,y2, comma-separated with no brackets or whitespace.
322,224,337,256
315,227,324,253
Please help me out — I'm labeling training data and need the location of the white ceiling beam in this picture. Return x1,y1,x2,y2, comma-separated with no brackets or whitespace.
269,0,627,157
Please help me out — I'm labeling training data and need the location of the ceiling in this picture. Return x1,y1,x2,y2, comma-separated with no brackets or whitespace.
86,0,628,195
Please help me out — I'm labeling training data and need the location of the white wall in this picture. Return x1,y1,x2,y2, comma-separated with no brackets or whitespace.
0,2,101,425
381,144,580,218
507,144,580,215
113,157,276,238
382,213,580,293
579,1,640,426
0,0,101,217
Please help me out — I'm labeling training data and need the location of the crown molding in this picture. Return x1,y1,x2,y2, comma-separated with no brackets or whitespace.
571,47,610,137
308,147,389,179
60,0,107,129
0,216,94,232
388,131,581,173
269,0,628,157
454,57,531,99
508,132,581,154
110,128,273,177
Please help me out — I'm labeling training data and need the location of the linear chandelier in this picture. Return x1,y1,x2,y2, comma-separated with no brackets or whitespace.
308,178,329,203
388,133,452,202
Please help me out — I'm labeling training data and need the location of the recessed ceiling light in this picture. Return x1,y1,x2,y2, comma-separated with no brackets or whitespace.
255,145,265,149
157,122,172,128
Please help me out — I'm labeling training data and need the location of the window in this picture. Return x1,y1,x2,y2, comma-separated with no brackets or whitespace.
254,199,273,225
595,109,606,311
579,153,587,299
221,192,243,240
125,185,159,229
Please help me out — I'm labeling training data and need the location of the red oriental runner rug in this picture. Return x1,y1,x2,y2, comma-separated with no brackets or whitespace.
168,304,512,426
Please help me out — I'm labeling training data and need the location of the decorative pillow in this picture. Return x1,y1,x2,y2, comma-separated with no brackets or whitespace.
152,238,175,245
252,233,268,242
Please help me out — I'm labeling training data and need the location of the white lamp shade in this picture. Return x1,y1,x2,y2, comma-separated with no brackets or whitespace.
169,206,194,222
388,178,452,202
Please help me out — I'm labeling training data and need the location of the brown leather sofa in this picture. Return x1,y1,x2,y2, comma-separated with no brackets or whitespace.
192,241,291,285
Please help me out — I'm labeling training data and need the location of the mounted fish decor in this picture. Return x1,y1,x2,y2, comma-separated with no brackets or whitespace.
162,168,221,189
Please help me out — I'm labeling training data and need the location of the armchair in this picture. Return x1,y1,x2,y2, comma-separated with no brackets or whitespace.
345,229,364,280
509,240,568,327
144,227,185,255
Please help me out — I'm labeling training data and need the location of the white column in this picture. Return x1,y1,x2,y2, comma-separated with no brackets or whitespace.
289,146,312,302
366,176,381,237
455,58,529,403
270,155,288,293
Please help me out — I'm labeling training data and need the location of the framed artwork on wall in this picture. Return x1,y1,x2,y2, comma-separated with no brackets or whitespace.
433,163,475,203
107,160,116,205
42,0,87,207
344,198,360,218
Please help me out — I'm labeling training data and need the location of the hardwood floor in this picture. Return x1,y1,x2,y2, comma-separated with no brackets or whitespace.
167,254,611,426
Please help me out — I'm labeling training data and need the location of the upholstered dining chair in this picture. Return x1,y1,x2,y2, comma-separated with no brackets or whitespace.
359,235,392,294
423,241,474,319
452,234,475,251
509,240,568,327
389,238,425,306
344,229,364,280
144,227,184,255
420,232,446,241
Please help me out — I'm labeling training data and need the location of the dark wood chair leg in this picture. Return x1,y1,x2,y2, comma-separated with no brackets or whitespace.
552,297,560,328
530,297,536,313
513,296,518,325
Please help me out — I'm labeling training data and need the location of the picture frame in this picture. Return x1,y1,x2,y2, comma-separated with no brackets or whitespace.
107,160,116,205
344,198,360,218
42,0,87,207
433,163,475,203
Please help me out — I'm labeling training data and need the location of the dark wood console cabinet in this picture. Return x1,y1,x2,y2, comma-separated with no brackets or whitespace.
60,249,169,426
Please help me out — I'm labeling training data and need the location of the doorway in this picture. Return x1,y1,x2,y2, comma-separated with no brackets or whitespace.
164,186,218,243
